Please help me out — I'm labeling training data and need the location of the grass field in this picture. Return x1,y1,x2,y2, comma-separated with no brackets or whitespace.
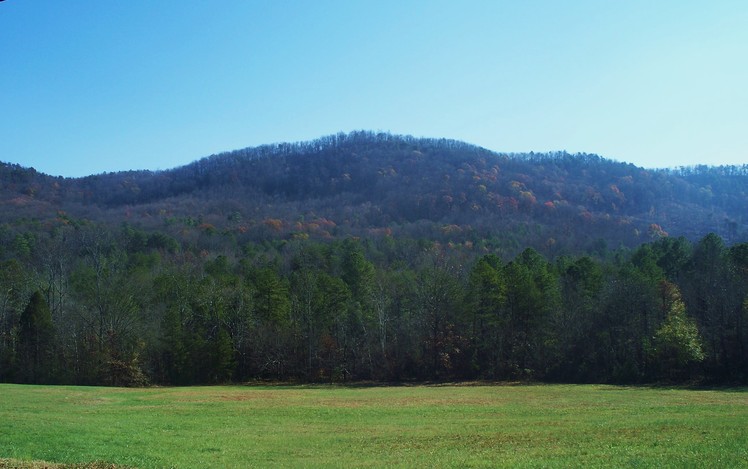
1,383,746,468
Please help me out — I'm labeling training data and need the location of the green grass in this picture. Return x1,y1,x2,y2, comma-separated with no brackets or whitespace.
1,383,746,468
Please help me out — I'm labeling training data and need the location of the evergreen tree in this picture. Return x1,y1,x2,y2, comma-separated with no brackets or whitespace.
19,291,55,383
653,281,705,380
465,254,506,378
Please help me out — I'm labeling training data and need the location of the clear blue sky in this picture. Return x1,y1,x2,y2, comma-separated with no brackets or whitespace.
2,1,746,177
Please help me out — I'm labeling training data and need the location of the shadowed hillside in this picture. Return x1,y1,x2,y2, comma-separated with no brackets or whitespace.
2,132,747,257
1,133,747,386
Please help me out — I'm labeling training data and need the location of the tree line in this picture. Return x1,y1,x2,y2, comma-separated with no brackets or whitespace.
1,220,746,386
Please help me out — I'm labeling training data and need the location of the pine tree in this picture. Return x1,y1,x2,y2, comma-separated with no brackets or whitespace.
653,281,705,380
19,291,55,383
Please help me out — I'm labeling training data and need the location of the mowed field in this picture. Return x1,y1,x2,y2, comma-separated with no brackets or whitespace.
1,383,746,468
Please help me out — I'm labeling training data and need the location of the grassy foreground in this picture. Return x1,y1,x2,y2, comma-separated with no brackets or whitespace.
1,383,746,468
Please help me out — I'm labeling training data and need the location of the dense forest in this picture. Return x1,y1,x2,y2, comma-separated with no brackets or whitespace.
3,131,747,255
1,132,747,385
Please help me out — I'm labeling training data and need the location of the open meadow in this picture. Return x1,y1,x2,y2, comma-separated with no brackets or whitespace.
1,383,746,468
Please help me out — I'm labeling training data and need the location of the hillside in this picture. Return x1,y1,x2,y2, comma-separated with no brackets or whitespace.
2,132,747,257
2,132,748,386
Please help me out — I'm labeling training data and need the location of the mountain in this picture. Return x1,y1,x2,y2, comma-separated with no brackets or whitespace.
3,131,748,386
2,131,747,256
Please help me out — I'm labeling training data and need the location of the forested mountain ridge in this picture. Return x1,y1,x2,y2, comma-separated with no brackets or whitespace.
2,131,747,256
2,132,747,387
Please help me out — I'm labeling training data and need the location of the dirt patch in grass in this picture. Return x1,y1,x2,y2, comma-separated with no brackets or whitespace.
173,389,287,403
210,392,281,402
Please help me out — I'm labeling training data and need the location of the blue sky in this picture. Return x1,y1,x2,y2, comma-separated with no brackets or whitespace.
1,1,746,177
